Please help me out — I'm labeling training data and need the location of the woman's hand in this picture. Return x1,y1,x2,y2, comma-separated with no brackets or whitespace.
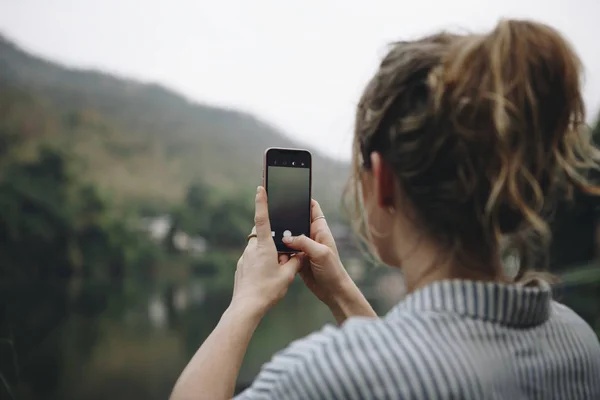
282,200,377,324
281,200,347,304
232,187,302,317
172,187,296,400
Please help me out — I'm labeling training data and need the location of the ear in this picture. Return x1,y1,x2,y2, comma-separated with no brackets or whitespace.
370,152,396,209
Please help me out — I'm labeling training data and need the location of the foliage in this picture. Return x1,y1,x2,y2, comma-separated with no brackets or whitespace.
528,115,600,273
166,181,254,251
544,117,600,338
0,142,162,399
0,82,266,398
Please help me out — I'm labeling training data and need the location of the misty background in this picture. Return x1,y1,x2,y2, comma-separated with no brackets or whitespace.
0,1,599,400
2,0,599,161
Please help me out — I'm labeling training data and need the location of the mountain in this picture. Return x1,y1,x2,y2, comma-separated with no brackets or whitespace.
0,35,349,214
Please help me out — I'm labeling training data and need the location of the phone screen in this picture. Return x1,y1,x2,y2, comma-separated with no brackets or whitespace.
265,148,311,252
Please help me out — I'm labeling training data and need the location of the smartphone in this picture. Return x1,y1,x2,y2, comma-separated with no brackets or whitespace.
263,147,312,253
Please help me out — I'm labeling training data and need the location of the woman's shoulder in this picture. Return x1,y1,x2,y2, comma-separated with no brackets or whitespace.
267,316,385,365
550,301,600,345
236,316,438,399
276,313,441,362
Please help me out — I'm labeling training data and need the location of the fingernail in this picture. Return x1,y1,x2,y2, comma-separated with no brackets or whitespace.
282,236,293,244
256,186,261,194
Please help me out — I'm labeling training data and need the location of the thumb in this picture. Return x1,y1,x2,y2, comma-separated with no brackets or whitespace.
283,235,329,260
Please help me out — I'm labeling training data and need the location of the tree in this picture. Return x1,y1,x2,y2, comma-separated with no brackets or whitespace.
179,182,213,237
206,197,254,249
0,144,164,399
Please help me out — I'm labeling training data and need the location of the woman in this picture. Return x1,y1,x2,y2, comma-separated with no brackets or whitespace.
171,19,600,399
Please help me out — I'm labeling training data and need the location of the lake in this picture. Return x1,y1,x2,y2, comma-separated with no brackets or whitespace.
1,270,401,400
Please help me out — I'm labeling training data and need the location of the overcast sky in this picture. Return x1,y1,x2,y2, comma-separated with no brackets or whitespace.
1,0,599,161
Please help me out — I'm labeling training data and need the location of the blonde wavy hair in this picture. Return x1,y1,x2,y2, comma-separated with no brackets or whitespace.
344,19,600,281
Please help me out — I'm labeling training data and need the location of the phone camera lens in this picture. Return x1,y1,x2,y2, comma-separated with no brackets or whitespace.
301,162,305,166
292,161,296,166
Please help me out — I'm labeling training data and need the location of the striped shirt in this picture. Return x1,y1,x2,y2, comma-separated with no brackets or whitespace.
235,279,600,399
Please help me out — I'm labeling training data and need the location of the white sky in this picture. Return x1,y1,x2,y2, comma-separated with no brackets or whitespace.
1,0,599,161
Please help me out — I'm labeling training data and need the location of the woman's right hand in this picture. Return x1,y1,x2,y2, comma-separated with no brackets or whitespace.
282,200,377,324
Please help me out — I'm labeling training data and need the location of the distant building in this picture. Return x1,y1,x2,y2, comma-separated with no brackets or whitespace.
189,237,208,254
140,215,208,255
173,232,207,255
173,231,189,250
141,215,172,242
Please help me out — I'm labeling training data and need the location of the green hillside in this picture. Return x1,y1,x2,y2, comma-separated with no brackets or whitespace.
0,35,348,214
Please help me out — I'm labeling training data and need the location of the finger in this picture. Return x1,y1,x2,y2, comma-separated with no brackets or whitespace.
310,199,337,249
311,199,332,234
246,226,258,247
311,199,325,220
281,255,303,281
254,186,272,243
296,252,309,268
278,254,290,265
282,234,329,260
296,254,311,277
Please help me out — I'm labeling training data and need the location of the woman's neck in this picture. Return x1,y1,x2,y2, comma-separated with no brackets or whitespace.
398,241,507,294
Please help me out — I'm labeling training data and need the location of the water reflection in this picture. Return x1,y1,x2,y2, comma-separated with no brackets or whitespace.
2,275,353,400
148,295,168,331
2,265,598,400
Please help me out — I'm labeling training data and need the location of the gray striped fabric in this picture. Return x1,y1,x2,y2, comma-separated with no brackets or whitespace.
235,280,600,399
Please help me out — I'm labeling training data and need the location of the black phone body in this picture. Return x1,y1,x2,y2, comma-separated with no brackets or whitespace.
263,147,312,253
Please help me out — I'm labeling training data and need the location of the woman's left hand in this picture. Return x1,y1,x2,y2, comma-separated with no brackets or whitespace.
171,187,301,400
232,186,302,316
